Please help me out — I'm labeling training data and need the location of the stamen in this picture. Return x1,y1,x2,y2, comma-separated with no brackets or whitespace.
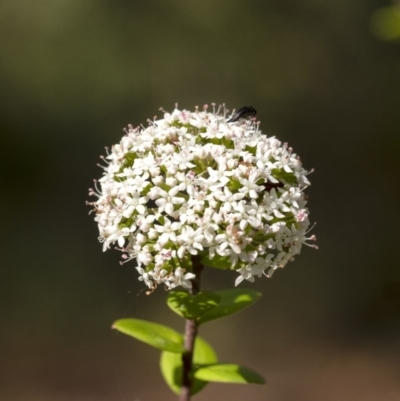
303,242,319,249
96,163,108,170
305,222,317,234
228,108,236,120
123,124,137,134
99,155,109,164
222,103,227,117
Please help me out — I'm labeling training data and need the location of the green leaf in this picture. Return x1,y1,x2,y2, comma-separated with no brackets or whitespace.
194,364,265,384
198,288,261,324
160,337,218,395
200,253,232,270
166,291,220,320
112,318,184,353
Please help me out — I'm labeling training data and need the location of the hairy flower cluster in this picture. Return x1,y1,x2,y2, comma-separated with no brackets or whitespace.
88,104,316,291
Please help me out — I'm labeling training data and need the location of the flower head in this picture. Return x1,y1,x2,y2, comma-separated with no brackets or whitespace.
88,104,316,291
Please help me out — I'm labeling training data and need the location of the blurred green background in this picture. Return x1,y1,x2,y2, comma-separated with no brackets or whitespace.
1,1,400,400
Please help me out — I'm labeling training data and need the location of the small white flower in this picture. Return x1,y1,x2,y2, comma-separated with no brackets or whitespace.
215,224,243,255
155,187,185,215
235,266,255,286
214,186,245,213
207,164,233,190
167,267,196,289
129,173,151,193
154,217,182,245
177,226,204,258
121,193,148,218
238,170,263,199
136,266,154,289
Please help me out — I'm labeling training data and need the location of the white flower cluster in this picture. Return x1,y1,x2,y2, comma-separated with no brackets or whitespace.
89,104,316,291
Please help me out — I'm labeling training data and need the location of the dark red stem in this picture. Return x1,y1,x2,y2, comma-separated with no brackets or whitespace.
178,256,203,401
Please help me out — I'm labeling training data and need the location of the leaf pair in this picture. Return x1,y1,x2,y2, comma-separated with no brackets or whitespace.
160,337,265,395
166,288,261,324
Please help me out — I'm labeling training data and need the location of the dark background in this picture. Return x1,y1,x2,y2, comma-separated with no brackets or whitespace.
1,1,400,400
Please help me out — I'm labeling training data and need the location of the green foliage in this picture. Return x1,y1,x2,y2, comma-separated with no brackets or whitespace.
194,364,265,384
371,6,400,41
167,291,220,320
271,167,297,185
114,289,264,396
160,337,218,395
112,318,185,353
198,288,262,324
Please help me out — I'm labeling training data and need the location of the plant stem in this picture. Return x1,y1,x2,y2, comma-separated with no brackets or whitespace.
179,256,203,401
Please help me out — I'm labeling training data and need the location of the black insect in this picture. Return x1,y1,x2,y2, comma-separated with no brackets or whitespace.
227,106,257,123
263,181,284,192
